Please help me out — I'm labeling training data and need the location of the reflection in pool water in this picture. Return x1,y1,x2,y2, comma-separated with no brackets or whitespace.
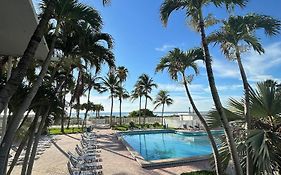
122,131,222,161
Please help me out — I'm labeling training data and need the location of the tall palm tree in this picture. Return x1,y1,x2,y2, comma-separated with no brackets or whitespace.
0,0,56,114
95,104,104,118
114,85,130,125
137,74,158,124
100,73,119,126
83,74,101,128
0,0,106,172
0,0,112,114
207,14,281,174
156,47,223,174
131,83,145,125
81,102,95,130
153,90,173,125
160,1,247,174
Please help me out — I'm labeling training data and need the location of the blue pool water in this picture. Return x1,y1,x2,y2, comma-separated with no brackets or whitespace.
122,131,223,161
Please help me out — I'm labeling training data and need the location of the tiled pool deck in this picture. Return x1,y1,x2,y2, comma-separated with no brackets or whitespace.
10,129,211,175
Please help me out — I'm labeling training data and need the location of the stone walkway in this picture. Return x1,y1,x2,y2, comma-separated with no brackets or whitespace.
10,129,210,175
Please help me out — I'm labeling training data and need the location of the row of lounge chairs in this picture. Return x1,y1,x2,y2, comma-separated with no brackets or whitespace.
68,132,103,175
8,136,53,165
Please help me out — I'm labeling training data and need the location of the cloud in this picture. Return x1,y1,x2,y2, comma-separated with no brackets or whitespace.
155,44,176,52
211,42,281,82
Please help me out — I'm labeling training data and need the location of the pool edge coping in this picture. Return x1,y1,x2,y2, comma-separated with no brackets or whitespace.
116,129,210,168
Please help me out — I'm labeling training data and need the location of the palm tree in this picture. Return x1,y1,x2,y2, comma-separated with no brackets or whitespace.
0,0,56,114
208,80,281,174
207,14,280,174
114,85,130,125
0,0,104,173
160,1,248,174
100,73,119,126
83,74,101,128
156,47,223,174
81,102,95,130
137,74,158,124
116,66,129,84
153,90,173,125
95,104,104,118
131,83,145,125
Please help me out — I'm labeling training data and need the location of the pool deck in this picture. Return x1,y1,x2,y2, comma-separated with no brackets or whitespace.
10,129,211,175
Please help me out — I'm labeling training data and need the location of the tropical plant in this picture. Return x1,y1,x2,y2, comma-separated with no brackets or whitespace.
137,74,158,124
81,102,96,130
128,109,156,118
160,1,248,174
153,90,173,125
156,47,223,174
114,85,130,125
94,104,104,118
207,14,281,174
131,83,145,124
208,80,281,174
100,73,119,125
116,66,128,84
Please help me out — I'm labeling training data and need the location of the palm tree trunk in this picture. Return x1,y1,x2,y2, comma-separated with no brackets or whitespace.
182,73,223,175
235,48,253,175
17,108,32,132
1,56,13,140
76,98,80,129
26,107,50,175
198,11,242,175
0,21,59,174
6,116,36,175
21,109,40,175
161,103,165,126
61,86,67,133
144,96,148,125
0,0,55,114
110,95,114,126
119,98,122,125
67,105,73,129
6,137,27,175
83,88,91,130
139,96,142,125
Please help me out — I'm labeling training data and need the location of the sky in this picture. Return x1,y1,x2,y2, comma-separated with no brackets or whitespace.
34,0,281,113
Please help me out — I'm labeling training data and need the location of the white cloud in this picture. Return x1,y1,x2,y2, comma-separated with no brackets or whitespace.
155,44,176,52
211,42,281,82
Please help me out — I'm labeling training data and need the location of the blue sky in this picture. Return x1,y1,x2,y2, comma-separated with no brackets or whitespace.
35,0,281,113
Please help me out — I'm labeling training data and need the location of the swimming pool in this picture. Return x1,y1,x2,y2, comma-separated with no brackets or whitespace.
121,130,223,161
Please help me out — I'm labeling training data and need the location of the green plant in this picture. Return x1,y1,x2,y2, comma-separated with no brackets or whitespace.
129,121,135,128
48,127,82,135
128,109,155,118
153,122,160,128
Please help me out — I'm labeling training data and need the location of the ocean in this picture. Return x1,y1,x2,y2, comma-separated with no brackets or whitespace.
70,111,191,118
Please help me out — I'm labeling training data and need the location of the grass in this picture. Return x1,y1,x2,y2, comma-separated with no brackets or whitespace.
48,127,83,135
181,171,215,175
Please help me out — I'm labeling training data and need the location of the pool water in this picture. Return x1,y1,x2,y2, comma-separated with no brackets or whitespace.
122,131,222,161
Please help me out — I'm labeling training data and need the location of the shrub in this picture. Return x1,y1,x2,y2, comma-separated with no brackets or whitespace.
49,127,82,135
153,122,160,128
128,109,156,118
129,121,135,128
181,171,215,175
